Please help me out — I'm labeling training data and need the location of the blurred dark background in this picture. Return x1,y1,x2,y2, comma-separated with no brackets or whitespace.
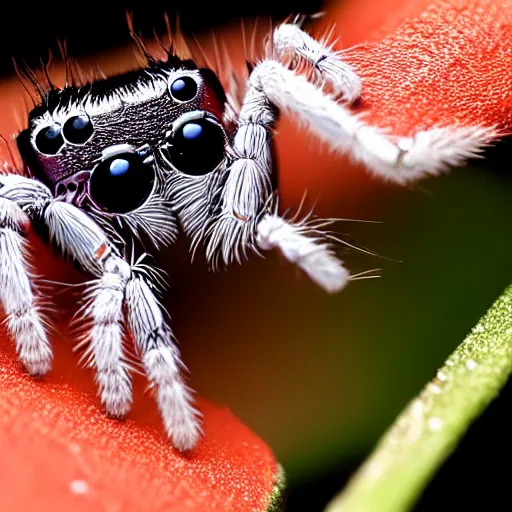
1,1,512,511
0,0,324,76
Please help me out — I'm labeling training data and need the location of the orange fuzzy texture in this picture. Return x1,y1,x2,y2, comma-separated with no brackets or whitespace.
332,0,512,137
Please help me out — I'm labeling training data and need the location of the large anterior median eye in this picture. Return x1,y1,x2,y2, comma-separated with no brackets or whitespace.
63,114,93,144
89,147,155,213
34,125,64,155
167,118,225,176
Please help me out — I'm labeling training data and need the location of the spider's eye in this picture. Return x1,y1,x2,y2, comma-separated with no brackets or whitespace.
63,114,93,144
169,76,198,102
167,118,225,176
89,149,155,213
34,125,64,155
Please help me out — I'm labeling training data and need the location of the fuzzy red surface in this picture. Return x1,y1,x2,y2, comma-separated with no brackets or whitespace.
333,0,512,137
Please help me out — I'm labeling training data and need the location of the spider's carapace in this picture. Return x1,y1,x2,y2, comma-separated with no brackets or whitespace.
16,63,227,212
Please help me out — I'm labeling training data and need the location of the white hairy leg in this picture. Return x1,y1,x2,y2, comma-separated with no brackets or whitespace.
0,196,52,376
207,24,362,266
78,254,133,416
205,82,276,267
248,59,473,183
205,25,358,286
44,201,134,417
126,277,201,451
0,174,200,449
249,60,393,169
256,213,349,293
271,23,362,102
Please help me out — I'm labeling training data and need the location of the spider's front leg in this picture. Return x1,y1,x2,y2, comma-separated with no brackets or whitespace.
248,50,440,183
0,174,201,450
205,23,359,291
124,276,200,450
0,184,52,376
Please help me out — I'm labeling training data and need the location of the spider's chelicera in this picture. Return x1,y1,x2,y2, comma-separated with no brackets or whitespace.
0,22,364,451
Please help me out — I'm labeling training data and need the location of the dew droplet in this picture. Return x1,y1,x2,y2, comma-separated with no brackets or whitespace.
411,399,424,418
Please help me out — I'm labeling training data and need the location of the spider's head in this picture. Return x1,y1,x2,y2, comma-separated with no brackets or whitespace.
16,60,228,215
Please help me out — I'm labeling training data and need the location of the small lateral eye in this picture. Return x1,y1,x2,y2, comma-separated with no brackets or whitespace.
63,114,94,144
169,76,198,102
34,125,64,155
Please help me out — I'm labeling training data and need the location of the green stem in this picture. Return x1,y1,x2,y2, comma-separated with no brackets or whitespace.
326,283,512,512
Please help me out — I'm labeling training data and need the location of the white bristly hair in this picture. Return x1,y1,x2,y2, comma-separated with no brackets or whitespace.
77,256,133,417
271,22,362,102
126,276,202,451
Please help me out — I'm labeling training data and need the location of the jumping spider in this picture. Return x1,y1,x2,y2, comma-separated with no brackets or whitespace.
0,21,366,451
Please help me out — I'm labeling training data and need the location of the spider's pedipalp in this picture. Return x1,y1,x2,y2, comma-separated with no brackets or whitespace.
44,200,200,448
43,201,135,416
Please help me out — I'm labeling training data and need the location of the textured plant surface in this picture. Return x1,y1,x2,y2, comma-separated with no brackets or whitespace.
326,283,512,512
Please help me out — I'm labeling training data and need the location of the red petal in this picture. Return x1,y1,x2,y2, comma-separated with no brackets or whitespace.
330,0,512,137
0,327,281,511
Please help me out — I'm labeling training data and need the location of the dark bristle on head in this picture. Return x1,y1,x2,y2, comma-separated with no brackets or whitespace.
19,9,230,125
26,56,201,120
18,7,235,123
13,59,47,105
